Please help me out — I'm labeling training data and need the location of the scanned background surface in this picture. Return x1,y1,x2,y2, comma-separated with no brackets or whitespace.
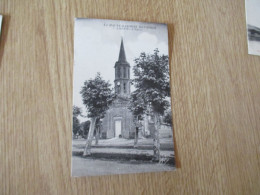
0,0,260,194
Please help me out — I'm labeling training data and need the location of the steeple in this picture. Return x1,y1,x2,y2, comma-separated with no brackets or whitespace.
118,38,127,62
114,38,131,97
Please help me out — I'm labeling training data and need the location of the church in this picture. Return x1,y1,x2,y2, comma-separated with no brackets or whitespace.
100,39,136,139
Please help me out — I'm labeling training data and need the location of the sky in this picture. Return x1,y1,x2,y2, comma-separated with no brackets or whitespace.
246,0,260,28
73,18,169,122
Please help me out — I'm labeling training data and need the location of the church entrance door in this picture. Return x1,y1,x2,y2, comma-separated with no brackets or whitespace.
115,120,122,137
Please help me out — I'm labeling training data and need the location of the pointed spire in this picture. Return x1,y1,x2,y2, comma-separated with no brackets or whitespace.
118,38,127,62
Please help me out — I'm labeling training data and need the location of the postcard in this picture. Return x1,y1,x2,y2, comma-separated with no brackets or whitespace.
245,0,260,56
72,18,175,176
0,15,2,35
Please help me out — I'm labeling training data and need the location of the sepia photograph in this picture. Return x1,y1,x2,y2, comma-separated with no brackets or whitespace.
72,18,175,176
245,0,260,56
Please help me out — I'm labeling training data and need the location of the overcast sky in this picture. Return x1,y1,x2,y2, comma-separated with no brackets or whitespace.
246,0,260,27
74,18,169,122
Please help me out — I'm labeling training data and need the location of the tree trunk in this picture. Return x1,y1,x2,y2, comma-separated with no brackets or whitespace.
83,117,97,156
153,112,161,162
95,126,99,145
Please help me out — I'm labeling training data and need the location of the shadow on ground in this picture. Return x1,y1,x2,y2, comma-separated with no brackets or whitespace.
73,144,174,151
72,151,175,167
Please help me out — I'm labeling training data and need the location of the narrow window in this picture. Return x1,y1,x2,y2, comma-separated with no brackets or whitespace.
124,83,126,93
117,67,120,78
124,67,126,78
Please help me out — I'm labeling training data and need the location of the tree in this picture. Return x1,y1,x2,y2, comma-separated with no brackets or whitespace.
73,106,82,117
80,73,113,156
80,120,91,138
129,49,170,161
73,106,82,138
73,117,80,137
163,109,173,125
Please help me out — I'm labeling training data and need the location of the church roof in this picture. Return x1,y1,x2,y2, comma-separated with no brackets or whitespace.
118,38,127,62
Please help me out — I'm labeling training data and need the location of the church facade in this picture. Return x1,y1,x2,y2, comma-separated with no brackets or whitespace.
101,39,136,139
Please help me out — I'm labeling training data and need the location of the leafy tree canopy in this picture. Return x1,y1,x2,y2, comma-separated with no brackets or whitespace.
72,106,82,136
163,109,173,125
80,73,113,118
80,120,91,137
130,49,171,116
73,106,82,117
73,117,80,135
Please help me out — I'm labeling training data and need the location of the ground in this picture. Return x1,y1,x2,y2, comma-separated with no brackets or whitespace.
71,137,175,176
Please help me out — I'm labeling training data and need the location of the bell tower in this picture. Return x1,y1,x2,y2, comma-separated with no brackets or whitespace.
102,38,136,139
114,38,131,97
